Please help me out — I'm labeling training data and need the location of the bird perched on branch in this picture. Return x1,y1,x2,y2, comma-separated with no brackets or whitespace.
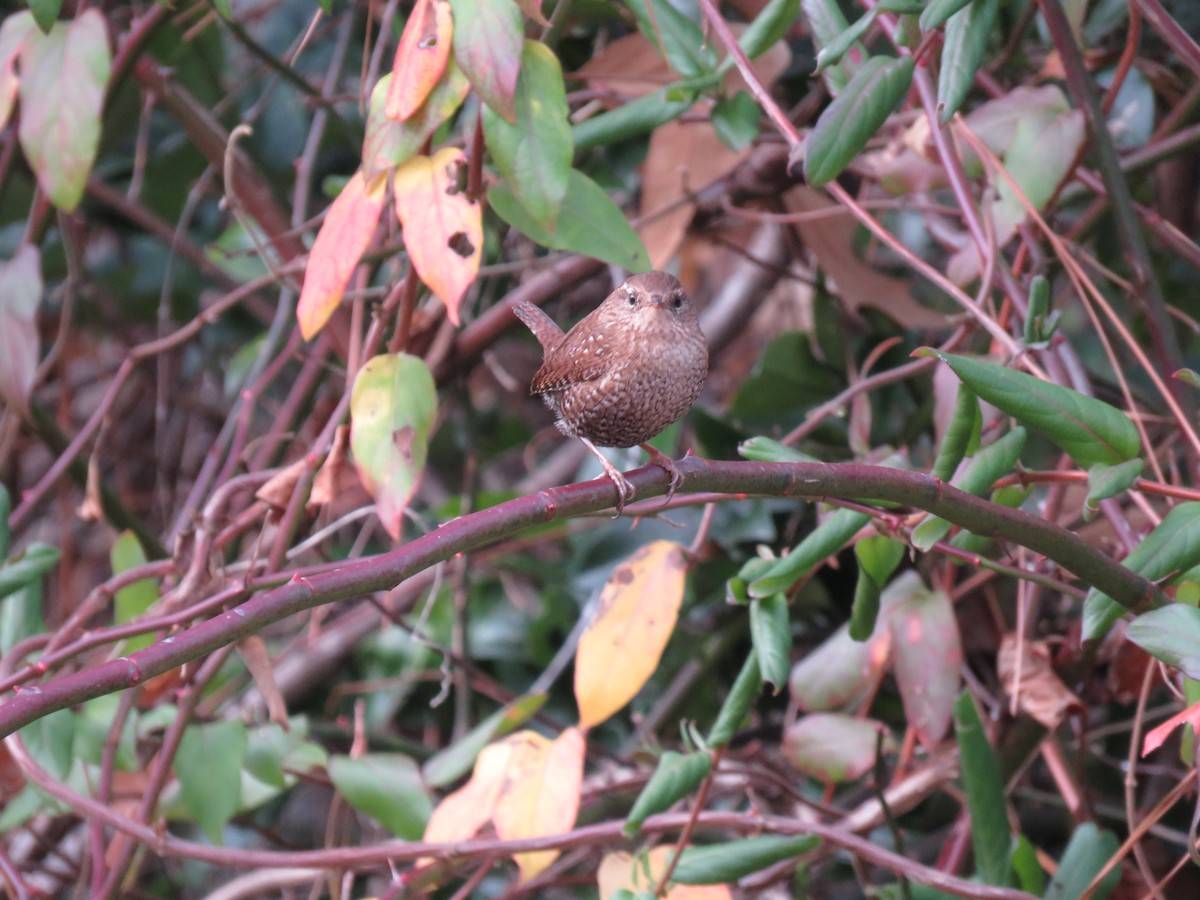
513,271,709,513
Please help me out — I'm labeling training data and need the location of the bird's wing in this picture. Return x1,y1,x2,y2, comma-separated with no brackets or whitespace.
529,312,612,394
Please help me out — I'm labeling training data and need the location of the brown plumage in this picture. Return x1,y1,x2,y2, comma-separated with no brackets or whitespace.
513,271,708,512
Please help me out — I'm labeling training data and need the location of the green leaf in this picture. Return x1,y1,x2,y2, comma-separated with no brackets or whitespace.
927,352,1140,468
801,0,858,94
850,537,905,640
623,750,712,837
573,86,696,150
0,543,60,601
954,692,1012,886
329,753,433,839
448,0,523,121
1126,605,1200,680
920,0,974,30
1010,834,1046,895
1083,502,1200,639
0,582,43,655
738,0,800,60
937,0,1000,123
363,65,470,176
422,693,546,787
489,168,651,271
1044,823,1120,900
27,0,62,33
0,485,8,558
1086,459,1144,508
738,436,820,463
482,40,572,228
671,834,821,884
805,56,915,186
174,720,247,844
913,427,1026,551
111,531,158,653
20,707,74,780
350,353,438,540
749,594,790,692
707,649,762,746
711,91,760,151
931,385,981,482
814,9,879,73
16,10,111,211
629,0,718,79
749,508,870,597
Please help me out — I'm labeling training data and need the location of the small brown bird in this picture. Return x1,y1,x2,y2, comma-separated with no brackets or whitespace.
514,271,708,513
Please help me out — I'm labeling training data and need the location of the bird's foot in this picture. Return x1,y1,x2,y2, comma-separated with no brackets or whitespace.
579,437,635,515
640,444,684,506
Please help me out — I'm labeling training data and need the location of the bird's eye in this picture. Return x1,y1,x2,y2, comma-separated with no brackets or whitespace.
627,293,637,307
672,294,683,309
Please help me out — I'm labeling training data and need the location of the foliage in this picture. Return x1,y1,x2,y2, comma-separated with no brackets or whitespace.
1,0,1200,896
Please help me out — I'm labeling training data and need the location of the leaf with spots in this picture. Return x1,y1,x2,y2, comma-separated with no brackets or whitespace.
296,170,388,340
575,541,688,728
349,353,438,540
888,580,962,749
392,148,482,325
386,0,453,121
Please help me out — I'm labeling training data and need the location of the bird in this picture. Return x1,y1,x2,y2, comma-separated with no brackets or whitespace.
513,271,709,513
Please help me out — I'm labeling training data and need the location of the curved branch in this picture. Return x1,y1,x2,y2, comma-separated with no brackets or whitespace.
0,459,1164,737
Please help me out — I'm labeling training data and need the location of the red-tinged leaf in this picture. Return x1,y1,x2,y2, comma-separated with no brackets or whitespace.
493,727,585,882
363,63,470,176
448,0,522,121
386,0,453,121
16,9,111,212
889,581,962,749
783,713,894,782
575,541,688,729
392,148,482,325
349,353,438,539
0,245,42,410
296,170,387,340
0,13,36,129
1142,701,1200,757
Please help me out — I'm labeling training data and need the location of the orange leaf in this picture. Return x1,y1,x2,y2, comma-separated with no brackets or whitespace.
492,727,585,882
386,0,453,121
1142,701,1200,757
598,848,732,899
575,541,687,729
423,740,513,845
296,170,387,340
392,147,482,324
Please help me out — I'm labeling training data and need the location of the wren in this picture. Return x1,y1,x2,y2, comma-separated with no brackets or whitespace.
514,271,708,513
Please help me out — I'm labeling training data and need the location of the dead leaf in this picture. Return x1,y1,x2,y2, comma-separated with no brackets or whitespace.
639,117,749,268
997,635,1083,730
598,847,733,898
782,186,947,329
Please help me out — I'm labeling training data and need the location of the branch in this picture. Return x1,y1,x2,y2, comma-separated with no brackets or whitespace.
0,458,1164,736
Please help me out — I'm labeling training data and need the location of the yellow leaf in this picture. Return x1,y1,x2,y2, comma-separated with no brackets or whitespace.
598,848,732,898
393,147,482,325
422,740,512,845
575,541,688,728
492,727,585,882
